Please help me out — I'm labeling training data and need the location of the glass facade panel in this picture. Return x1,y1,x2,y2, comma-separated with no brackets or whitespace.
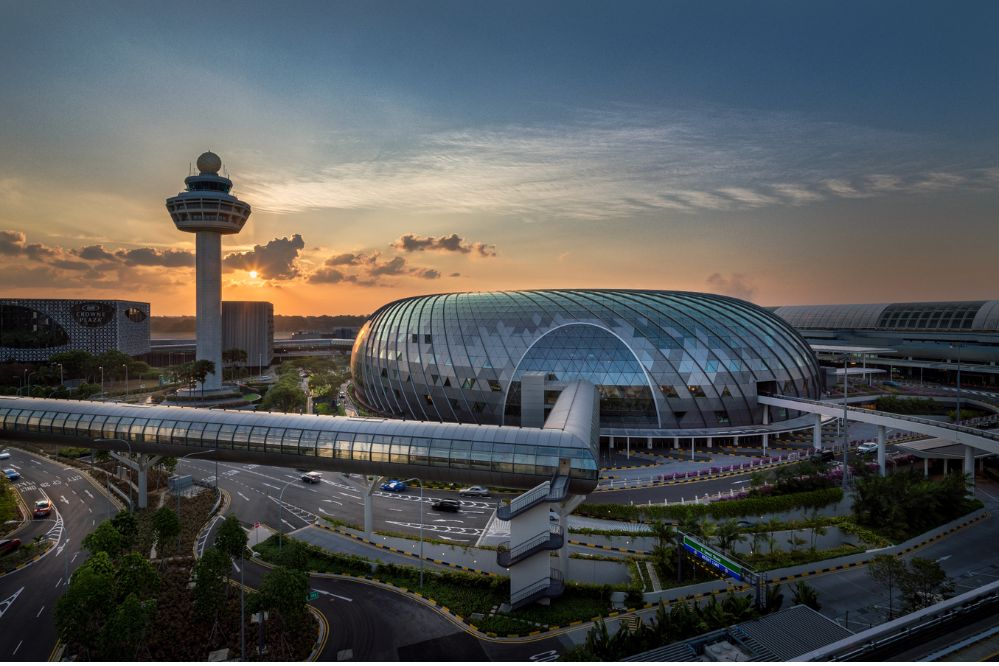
317,432,336,458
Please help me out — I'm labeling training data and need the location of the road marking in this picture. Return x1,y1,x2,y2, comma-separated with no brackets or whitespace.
937,555,952,562
83,489,94,499
36,605,45,618
262,482,281,490
71,551,79,563
12,640,22,656
386,507,403,512
0,587,24,619
313,589,352,602
232,559,241,573
338,492,362,500
237,491,250,501
60,495,69,505
55,577,62,588
433,519,464,524
281,518,295,529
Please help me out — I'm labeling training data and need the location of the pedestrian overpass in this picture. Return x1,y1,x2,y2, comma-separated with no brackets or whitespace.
758,393,999,477
0,381,600,608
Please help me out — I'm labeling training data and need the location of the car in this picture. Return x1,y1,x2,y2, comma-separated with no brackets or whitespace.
34,499,53,517
458,485,490,497
380,479,407,492
810,450,835,463
857,442,879,455
301,471,322,484
0,451,10,460
431,498,461,512
0,538,21,556
3,469,19,481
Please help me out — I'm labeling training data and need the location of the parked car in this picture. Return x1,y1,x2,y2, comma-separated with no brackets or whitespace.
431,498,461,512
34,499,53,517
0,450,10,460
380,479,407,492
0,538,21,556
857,442,879,455
301,471,322,484
458,485,490,497
3,468,19,481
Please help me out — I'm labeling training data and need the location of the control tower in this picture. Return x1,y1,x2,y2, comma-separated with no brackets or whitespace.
165,152,251,392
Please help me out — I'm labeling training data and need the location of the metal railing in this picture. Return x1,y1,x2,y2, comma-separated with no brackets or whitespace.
499,525,564,567
511,568,564,607
498,480,551,520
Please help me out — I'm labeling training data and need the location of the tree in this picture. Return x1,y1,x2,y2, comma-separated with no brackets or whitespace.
110,511,138,551
791,581,821,610
251,566,310,634
152,506,180,553
765,583,785,612
101,593,156,660
260,383,306,413
868,554,906,620
278,539,311,572
56,552,117,659
899,557,954,612
214,515,248,560
115,551,160,599
192,359,216,396
193,547,230,621
715,519,746,553
82,520,125,560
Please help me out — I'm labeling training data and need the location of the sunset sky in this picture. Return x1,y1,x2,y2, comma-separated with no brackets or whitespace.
1,1,997,316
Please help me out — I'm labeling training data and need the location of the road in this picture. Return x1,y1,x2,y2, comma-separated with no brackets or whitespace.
0,447,115,662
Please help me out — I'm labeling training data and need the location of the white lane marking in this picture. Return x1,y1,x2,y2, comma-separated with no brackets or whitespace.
313,589,352,602
262,482,281,491
338,491,362,500
281,518,295,529
60,495,69,505
937,555,952,562
88,507,92,513
12,640,23,656
433,519,464,524
71,551,79,563
30,459,41,465
84,489,94,499
232,559,241,573
237,491,250,501
386,507,404,512
36,605,45,618
55,577,62,588
0,587,24,619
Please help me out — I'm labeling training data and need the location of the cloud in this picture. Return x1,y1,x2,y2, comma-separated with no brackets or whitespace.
309,249,443,286
392,233,497,257
115,247,195,267
0,230,26,255
706,273,757,301
238,106,994,220
223,234,305,279
326,252,362,266
76,244,117,261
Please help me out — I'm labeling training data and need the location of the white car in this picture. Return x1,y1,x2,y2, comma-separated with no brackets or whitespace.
857,442,879,455
458,485,490,497
301,471,322,484
0,451,10,460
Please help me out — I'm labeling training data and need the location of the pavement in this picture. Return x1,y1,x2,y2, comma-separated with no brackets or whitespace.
0,446,116,662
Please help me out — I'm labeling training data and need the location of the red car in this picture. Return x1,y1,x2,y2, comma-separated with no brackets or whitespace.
33,499,53,518
0,538,20,555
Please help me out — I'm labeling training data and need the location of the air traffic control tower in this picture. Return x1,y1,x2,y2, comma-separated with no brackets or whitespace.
166,152,251,392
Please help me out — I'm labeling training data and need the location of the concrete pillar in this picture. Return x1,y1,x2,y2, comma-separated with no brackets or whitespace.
762,405,769,455
707,437,713,449
195,230,223,391
812,414,822,450
609,436,614,451
964,446,975,492
877,425,887,477
924,458,929,478
626,438,630,460
673,437,679,450
762,433,768,456
647,437,653,450
943,458,949,475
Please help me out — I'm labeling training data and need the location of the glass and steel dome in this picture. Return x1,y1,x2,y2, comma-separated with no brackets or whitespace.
352,289,822,430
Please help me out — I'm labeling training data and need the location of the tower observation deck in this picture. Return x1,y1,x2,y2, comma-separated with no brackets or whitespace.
165,152,251,392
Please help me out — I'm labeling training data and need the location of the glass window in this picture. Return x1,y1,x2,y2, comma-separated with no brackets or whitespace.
186,421,207,442
216,424,237,448
200,423,222,446
299,430,319,455
27,410,44,429
389,438,410,464
14,410,31,428
514,450,536,476
280,429,302,452
234,425,253,446
102,416,121,439
334,433,353,458
317,432,336,458
130,418,148,438
156,420,176,443
54,412,73,433
492,442,514,473
265,428,285,452
469,441,492,471
429,439,450,466
172,421,190,445
449,440,470,467
74,413,94,434
352,434,372,462
143,419,161,438
248,426,268,451
38,411,55,431
370,441,390,463
409,440,429,465
87,414,108,438
115,417,134,440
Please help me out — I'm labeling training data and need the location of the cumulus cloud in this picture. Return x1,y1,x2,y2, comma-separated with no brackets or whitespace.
309,249,443,286
115,247,195,267
223,234,305,279
706,273,757,301
0,230,26,255
392,233,497,257
76,244,117,261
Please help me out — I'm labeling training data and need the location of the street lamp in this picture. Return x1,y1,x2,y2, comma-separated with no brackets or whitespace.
401,477,425,589
950,343,963,425
55,363,63,387
178,449,216,549
99,366,104,397
122,363,129,400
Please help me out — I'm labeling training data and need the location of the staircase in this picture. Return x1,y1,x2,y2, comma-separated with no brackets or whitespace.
497,525,564,567
497,474,569,521
510,569,565,610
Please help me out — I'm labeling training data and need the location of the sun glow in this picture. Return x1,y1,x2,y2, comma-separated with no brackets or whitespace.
248,270,258,279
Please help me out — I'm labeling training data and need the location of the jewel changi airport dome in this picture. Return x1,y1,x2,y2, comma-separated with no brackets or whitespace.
352,290,822,432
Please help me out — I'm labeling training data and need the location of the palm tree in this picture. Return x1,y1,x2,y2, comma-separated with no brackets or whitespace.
715,518,746,553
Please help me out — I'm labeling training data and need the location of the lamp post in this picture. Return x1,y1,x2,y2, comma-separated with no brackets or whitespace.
178,449,216,549
840,354,850,490
277,479,296,554
122,363,129,400
55,363,63,387
950,343,963,425
99,366,104,396
402,477,425,589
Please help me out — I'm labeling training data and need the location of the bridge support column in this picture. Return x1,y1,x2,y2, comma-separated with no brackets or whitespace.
964,446,976,493
110,452,161,509
877,425,887,477
626,438,630,460
762,405,769,455
364,476,382,538
647,437,652,450
673,437,679,450
812,414,822,451
924,458,929,478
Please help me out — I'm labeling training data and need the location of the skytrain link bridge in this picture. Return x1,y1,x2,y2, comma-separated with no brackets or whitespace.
758,394,999,480
0,381,599,607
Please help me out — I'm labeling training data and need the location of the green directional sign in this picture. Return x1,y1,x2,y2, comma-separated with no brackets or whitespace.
682,535,743,580
307,590,320,601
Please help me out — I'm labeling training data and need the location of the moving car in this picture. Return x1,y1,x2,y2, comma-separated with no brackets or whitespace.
0,538,21,555
0,450,10,460
301,471,322,484
431,498,461,512
34,499,53,517
810,450,835,463
380,479,407,492
459,485,490,497
3,468,19,481
857,442,879,455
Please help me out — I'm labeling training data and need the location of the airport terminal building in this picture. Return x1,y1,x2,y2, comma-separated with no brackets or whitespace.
351,289,822,435
0,298,150,362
